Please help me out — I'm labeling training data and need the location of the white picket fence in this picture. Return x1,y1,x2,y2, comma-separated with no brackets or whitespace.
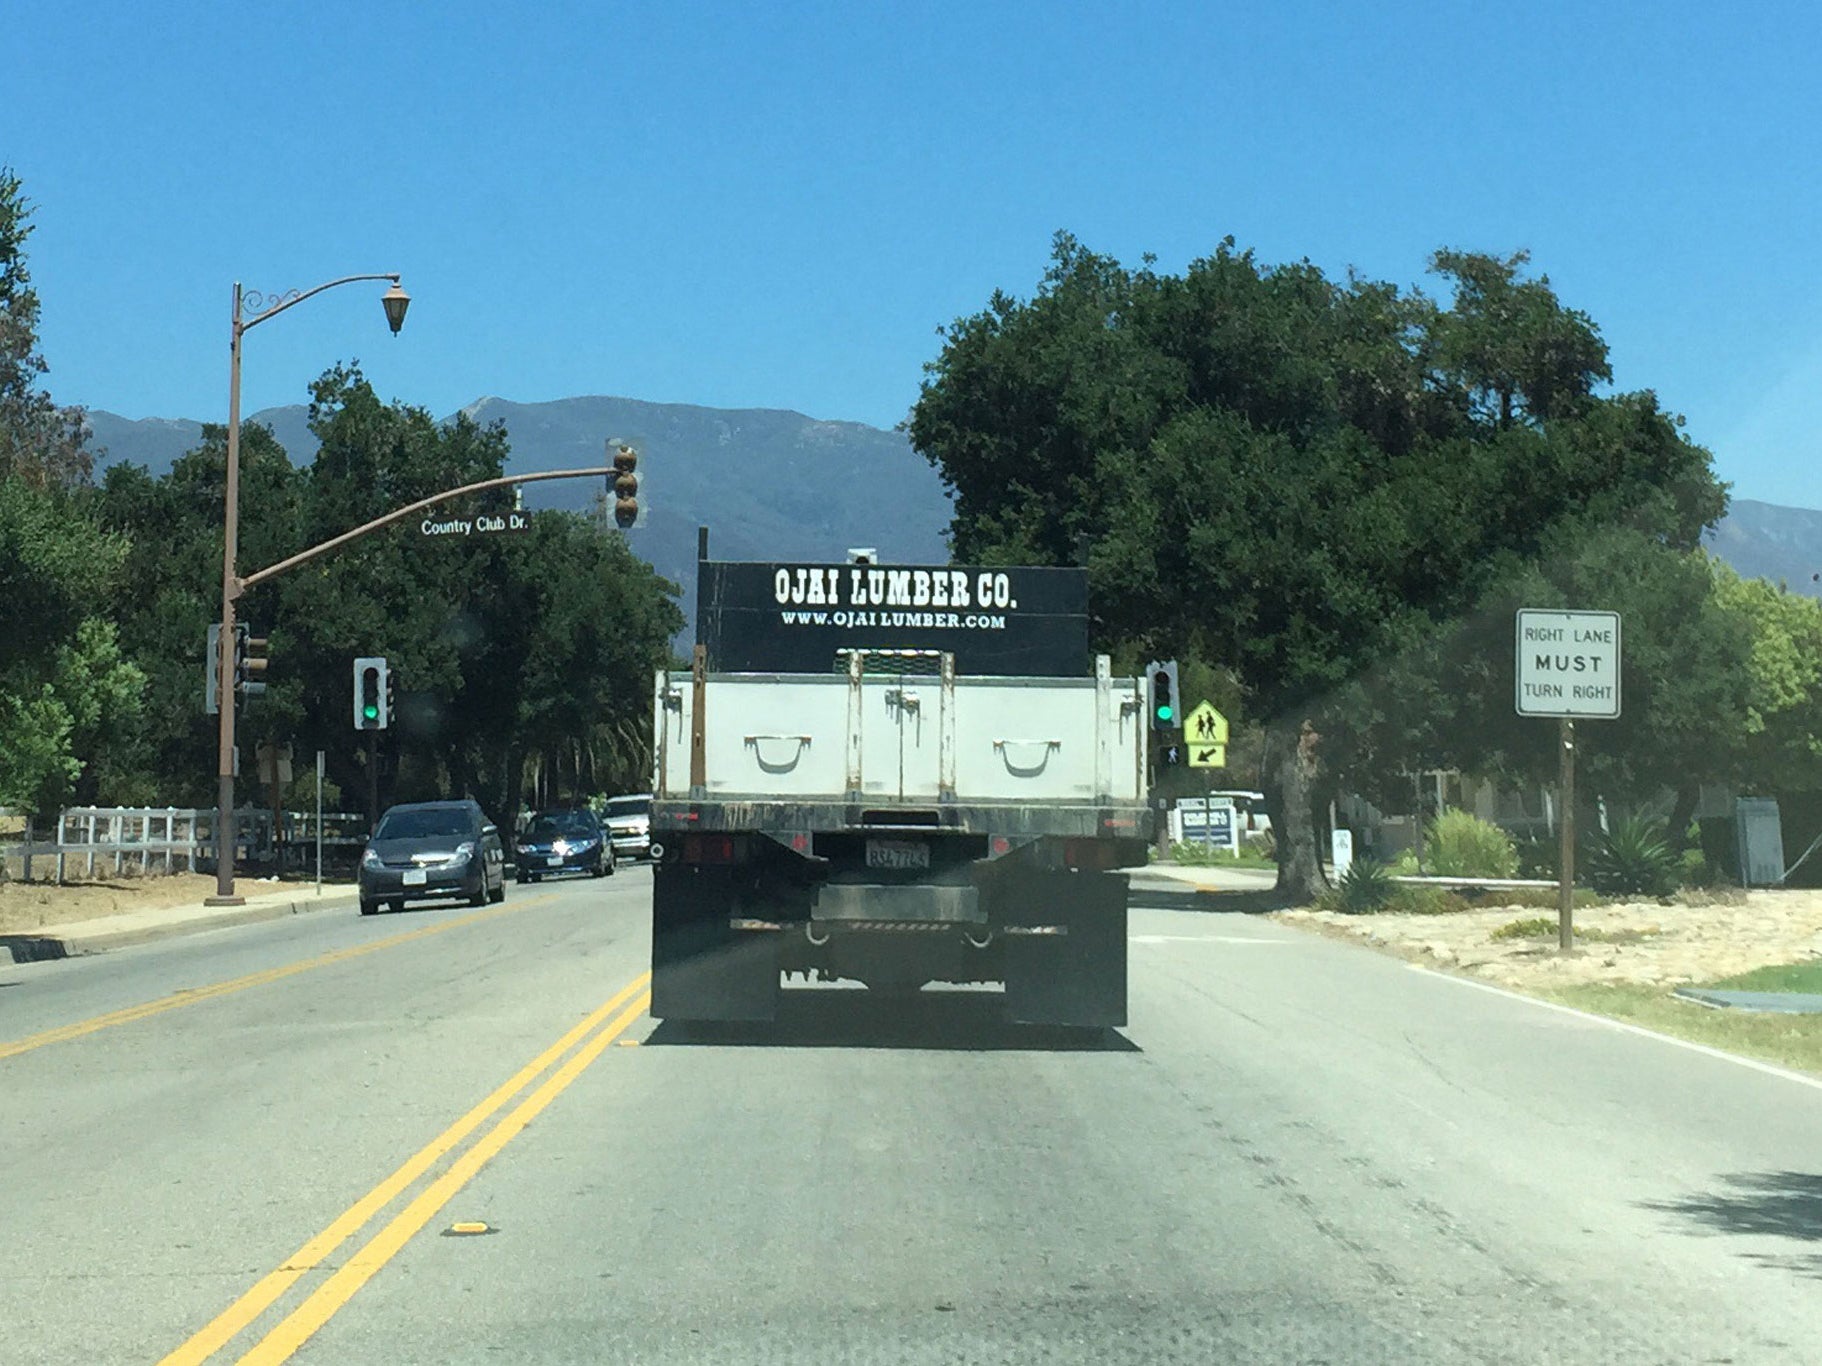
0,807,369,883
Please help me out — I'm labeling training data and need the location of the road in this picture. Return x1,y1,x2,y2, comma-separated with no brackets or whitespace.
3,868,1821,1363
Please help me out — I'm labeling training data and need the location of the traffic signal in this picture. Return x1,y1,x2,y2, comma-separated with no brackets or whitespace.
205,623,222,715
353,656,389,730
1145,659,1180,730
609,440,643,529
234,624,268,698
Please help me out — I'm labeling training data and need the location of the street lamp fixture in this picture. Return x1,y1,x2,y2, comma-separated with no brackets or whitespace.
382,282,411,335
208,271,408,906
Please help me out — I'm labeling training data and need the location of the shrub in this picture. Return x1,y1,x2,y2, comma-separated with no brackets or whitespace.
1491,915,1556,941
1335,858,1394,914
1425,809,1518,878
1245,828,1275,860
1392,884,1471,915
1587,816,1679,898
1318,881,1469,916
1514,835,1557,880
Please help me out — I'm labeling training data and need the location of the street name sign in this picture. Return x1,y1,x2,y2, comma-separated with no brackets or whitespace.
1514,610,1621,719
420,512,530,538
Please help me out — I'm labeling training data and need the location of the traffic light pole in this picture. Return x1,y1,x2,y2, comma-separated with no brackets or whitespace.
208,463,615,904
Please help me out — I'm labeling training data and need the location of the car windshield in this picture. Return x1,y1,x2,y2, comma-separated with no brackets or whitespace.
374,809,470,840
527,813,595,839
606,798,649,819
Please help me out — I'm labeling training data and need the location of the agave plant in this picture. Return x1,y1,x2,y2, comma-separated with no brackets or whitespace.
1586,816,1679,898
1336,857,1394,914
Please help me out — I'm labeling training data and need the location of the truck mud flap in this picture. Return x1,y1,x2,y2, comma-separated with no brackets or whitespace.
651,865,779,1022
1000,870,1127,1028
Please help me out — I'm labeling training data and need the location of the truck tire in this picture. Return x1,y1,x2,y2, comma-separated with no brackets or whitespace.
651,864,779,1023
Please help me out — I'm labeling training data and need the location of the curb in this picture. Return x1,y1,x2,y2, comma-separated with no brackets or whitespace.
2,890,363,964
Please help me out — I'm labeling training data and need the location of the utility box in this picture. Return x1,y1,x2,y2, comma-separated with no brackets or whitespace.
1735,797,1785,887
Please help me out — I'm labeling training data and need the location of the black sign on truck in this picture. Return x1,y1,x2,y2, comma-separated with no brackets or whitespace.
697,561,1090,677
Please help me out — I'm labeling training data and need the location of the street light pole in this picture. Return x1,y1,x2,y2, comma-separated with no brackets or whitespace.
207,274,409,906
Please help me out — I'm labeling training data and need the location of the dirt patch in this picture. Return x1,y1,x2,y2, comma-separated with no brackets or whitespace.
1275,889,1822,990
0,872,228,934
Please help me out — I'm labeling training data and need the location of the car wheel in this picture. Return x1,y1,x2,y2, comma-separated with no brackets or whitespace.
468,879,488,908
359,899,379,916
489,873,506,904
388,899,405,914
516,871,527,884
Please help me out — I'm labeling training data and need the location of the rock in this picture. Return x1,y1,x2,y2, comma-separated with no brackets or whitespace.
1428,943,1457,965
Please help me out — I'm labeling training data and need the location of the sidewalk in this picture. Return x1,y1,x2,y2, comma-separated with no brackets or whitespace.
1,881,361,963
1132,862,1280,892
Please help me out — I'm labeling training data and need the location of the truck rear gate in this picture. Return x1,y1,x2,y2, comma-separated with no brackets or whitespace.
648,557,1150,1027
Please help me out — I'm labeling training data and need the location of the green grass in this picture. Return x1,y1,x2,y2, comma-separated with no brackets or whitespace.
1542,983,1822,1078
1706,959,1822,994
1489,915,1650,944
1460,887,1603,911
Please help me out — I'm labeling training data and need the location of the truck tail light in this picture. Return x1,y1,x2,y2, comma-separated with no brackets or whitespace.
683,834,737,864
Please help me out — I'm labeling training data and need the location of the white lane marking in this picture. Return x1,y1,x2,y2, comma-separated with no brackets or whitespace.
1408,963,1822,1096
1130,934,1289,945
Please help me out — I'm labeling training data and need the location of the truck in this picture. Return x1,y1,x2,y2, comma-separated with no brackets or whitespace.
647,548,1153,1027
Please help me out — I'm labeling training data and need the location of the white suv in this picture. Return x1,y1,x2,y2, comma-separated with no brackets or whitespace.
603,794,653,862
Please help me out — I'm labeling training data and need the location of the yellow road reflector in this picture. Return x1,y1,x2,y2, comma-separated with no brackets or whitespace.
617,1038,640,1047
445,1222,493,1236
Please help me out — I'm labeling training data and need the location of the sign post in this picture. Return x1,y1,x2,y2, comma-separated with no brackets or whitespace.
315,749,325,896
1515,610,1621,952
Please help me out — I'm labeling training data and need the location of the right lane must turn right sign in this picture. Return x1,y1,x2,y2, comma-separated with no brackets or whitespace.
1514,609,1621,719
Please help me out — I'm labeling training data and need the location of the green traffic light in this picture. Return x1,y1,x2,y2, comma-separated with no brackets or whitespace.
363,703,379,720
1156,703,1173,721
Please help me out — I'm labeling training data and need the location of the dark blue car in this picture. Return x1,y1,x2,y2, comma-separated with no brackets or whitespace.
515,808,614,883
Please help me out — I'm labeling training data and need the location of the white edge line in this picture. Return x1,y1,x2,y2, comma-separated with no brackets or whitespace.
1407,962,1822,1096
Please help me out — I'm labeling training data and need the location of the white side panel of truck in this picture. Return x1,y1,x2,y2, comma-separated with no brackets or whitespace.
654,662,1145,805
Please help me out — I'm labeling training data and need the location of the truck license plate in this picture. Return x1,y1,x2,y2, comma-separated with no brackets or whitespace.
866,838,929,871
402,869,427,886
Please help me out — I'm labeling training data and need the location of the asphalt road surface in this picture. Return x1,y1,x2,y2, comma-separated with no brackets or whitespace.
4,868,1822,1364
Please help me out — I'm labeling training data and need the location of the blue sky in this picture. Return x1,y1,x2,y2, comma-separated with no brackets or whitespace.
10,0,1820,506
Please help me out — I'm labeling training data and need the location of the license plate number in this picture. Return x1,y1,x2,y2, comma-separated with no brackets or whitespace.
548,855,565,867
402,869,427,886
866,838,929,871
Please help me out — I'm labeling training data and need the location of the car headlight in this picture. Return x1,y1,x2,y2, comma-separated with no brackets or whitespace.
449,841,476,864
361,849,382,870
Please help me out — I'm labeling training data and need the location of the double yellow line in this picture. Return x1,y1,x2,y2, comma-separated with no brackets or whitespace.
161,969,652,1365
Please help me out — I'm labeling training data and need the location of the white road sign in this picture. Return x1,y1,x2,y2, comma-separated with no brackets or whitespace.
1515,610,1621,718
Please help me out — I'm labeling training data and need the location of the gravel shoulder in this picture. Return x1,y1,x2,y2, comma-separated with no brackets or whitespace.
1273,889,1822,990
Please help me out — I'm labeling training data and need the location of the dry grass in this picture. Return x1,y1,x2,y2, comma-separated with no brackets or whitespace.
0,872,225,934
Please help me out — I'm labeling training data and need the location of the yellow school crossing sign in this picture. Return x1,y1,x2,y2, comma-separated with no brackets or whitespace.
1184,701,1229,768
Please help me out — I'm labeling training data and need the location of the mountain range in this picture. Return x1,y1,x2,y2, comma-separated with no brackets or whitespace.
81,400,1822,627
85,397,956,633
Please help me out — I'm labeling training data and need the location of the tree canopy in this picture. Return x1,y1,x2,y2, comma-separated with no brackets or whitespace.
910,234,1732,896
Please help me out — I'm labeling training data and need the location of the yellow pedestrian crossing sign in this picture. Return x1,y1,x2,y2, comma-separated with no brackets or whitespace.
1185,701,1229,768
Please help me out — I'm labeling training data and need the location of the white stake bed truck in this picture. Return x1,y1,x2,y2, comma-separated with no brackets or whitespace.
648,552,1152,1026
